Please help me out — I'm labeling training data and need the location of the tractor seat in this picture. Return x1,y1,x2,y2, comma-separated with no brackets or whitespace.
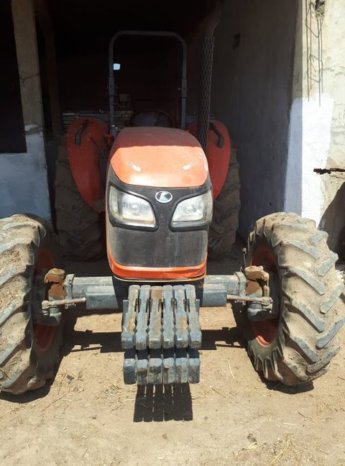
131,110,173,128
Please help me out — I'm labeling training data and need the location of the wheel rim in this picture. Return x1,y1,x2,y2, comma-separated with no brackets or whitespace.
250,244,279,348
33,325,56,353
34,248,57,353
252,319,278,347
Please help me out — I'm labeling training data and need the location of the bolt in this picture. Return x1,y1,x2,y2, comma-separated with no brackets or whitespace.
44,268,65,284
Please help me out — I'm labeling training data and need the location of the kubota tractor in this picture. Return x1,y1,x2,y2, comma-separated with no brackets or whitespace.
0,25,344,394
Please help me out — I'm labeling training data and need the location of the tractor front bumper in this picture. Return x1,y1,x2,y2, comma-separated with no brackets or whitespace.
39,269,275,386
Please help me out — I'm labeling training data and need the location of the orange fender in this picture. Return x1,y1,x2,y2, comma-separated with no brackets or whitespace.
187,120,231,199
66,118,110,211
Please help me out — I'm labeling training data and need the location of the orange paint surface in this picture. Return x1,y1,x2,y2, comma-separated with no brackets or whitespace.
110,127,209,188
188,120,231,199
67,118,109,211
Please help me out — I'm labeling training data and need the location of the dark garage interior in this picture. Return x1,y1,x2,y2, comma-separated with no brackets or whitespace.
0,0,299,237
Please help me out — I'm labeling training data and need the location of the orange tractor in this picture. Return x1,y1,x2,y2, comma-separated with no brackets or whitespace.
0,28,343,394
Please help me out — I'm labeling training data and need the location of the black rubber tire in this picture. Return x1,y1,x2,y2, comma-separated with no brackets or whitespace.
0,214,64,395
208,150,240,259
55,146,104,261
338,226,345,261
246,212,345,386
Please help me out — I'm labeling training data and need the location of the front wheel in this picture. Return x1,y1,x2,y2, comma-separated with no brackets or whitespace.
246,212,345,386
0,215,64,395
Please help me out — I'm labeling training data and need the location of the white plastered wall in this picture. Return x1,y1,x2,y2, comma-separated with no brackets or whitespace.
285,0,345,250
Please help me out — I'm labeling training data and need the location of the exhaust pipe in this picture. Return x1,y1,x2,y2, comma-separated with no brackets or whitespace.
197,3,222,152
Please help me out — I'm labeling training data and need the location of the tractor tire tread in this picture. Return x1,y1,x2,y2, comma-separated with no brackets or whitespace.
0,215,63,395
208,150,240,259
55,148,104,261
247,212,344,386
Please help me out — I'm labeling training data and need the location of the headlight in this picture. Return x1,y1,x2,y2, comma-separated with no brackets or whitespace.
172,191,213,227
109,186,156,227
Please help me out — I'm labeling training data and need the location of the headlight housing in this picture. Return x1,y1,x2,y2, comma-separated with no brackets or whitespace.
171,191,213,227
109,186,156,227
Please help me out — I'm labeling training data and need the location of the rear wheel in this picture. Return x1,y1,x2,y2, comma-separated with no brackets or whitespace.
0,215,64,394
208,150,240,259
55,146,104,261
246,212,345,386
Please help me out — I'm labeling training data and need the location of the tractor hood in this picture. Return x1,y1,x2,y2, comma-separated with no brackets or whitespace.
110,127,209,188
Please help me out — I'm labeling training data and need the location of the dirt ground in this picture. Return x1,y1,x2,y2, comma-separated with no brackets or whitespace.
1,248,345,466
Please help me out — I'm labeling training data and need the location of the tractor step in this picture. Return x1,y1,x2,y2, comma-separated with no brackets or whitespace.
121,284,202,385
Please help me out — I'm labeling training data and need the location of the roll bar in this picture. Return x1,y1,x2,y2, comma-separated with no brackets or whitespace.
108,30,187,135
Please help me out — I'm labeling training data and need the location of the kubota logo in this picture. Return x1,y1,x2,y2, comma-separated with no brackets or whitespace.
155,191,173,203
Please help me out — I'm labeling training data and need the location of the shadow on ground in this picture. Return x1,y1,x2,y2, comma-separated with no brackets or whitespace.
133,384,193,422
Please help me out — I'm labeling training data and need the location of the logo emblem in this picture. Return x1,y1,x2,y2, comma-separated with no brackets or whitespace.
155,191,173,203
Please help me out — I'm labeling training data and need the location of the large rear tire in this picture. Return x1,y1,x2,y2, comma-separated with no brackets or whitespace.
0,215,64,395
208,150,240,259
246,212,345,386
55,146,104,261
